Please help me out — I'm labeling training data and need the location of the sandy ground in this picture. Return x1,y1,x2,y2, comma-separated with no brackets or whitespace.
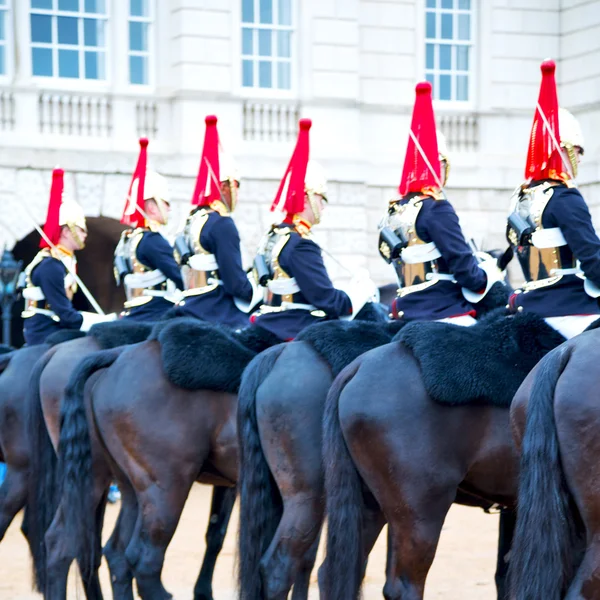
0,485,500,599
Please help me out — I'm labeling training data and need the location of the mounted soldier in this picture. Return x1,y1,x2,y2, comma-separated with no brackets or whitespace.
507,59,600,339
250,118,378,341
114,138,184,321
22,169,114,345
174,115,261,328
378,81,503,325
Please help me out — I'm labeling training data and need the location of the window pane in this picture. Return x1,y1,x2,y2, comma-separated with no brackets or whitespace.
456,45,469,71
84,50,105,79
130,54,147,84
129,21,148,52
85,0,106,14
439,44,451,70
277,61,290,90
458,0,470,8
457,74,468,101
31,14,52,43
441,13,452,39
458,14,470,40
439,74,451,100
58,48,79,77
31,0,52,8
426,0,436,6
260,0,272,24
58,16,78,45
84,19,104,47
426,72,435,94
441,0,453,7
425,11,435,38
242,59,253,86
0,12,4,40
242,0,254,23
58,0,79,11
278,0,291,25
258,60,272,87
277,30,290,58
426,43,434,69
258,29,271,56
32,46,53,75
130,0,148,17
0,46,5,76
242,27,253,55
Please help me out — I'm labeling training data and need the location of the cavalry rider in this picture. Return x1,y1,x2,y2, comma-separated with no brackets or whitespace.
174,115,261,328
114,138,184,321
22,169,112,345
250,118,377,342
507,59,600,339
378,81,502,325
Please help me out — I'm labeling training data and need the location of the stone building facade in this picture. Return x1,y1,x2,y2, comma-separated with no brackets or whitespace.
0,0,599,289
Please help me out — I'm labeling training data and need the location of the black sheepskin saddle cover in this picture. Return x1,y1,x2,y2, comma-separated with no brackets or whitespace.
87,320,156,349
296,319,405,378
45,329,87,346
395,312,567,407
148,317,281,392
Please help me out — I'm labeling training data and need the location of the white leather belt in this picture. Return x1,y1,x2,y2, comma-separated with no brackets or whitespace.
22,286,45,301
268,277,301,295
182,278,223,297
400,242,442,264
22,307,59,321
531,227,567,249
124,269,167,289
426,273,455,282
280,301,317,311
189,253,219,271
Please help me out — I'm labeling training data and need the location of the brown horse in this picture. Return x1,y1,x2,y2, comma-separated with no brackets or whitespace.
320,313,566,600
508,329,600,600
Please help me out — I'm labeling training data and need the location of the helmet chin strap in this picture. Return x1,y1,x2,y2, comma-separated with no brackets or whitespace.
306,191,321,225
67,223,86,250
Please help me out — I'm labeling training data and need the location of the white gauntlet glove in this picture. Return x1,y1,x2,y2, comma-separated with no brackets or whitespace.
340,268,380,320
234,271,264,314
462,258,505,304
79,311,117,332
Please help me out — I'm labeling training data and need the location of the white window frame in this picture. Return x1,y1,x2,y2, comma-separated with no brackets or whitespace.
424,0,475,107
127,0,152,87
239,0,295,97
0,0,12,80
29,0,109,85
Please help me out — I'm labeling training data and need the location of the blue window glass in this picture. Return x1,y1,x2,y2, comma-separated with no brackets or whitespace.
84,50,102,78
458,0,470,8
129,54,147,84
258,60,271,87
426,12,436,38
242,28,253,55
439,44,451,70
31,14,52,43
457,74,468,101
31,0,52,9
426,43,434,69
426,72,435,89
85,0,106,14
32,46,53,75
277,61,290,89
0,46,5,76
84,18,104,47
129,21,148,52
457,45,469,71
58,16,78,45
441,13,452,39
242,0,254,23
439,74,451,100
242,59,253,86
259,0,272,24
458,14,470,40
0,12,5,40
426,0,436,7
58,0,79,11
258,29,271,56
441,0,453,8
130,0,148,17
58,49,79,77
278,0,291,25
278,30,290,58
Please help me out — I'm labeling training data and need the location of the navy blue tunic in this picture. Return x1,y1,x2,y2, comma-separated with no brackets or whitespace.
121,231,184,322
252,225,352,341
23,257,83,345
177,211,253,328
392,197,487,321
511,184,600,317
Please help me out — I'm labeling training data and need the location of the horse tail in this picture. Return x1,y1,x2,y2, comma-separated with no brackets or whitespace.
322,359,364,600
237,344,286,600
58,347,122,581
510,344,578,600
26,350,56,591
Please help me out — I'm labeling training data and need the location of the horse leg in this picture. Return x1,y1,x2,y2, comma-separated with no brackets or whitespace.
494,508,516,600
290,530,321,600
564,535,600,599
103,475,138,600
0,466,27,541
192,485,237,600
125,477,195,600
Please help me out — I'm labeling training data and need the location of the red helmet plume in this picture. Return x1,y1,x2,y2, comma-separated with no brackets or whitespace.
122,138,149,228
40,168,65,249
191,115,221,206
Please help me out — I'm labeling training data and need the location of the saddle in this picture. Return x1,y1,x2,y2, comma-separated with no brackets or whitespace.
296,319,405,377
87,321,156,349
148,318,281,392
394,312,567,407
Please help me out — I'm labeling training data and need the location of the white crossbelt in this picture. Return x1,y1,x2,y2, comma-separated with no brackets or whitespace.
268,277,301,295
401,242,442,264
531,227,567,249
22,307,59,320
124,269,167,289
